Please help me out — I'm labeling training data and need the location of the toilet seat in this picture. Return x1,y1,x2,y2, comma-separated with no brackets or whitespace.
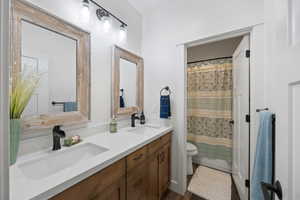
186,142,198,175
187,142,197,153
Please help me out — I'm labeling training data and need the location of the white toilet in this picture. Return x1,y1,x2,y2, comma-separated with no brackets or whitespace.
187,142,198,175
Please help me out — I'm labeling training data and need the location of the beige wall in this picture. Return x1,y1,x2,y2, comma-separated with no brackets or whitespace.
187,37,243,63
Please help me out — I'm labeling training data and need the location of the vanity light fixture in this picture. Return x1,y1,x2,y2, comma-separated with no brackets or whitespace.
81,0,90,23
96,8,109,21
97,8,111,31
86,0,128,29
82,0,90,9
119,23,127,41
120,23,127,32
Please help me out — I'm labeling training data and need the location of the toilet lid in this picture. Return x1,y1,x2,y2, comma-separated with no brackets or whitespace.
187,142,197,152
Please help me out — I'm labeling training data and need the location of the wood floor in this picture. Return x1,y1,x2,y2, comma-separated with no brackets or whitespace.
163,164,241,200
163,189,204,200
163,164,204,200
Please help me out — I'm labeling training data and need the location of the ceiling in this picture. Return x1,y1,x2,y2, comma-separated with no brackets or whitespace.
127,0,161,14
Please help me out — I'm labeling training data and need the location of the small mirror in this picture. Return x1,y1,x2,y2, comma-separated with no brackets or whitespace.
119,58,137,108
112,46,144,117
21,21,78,117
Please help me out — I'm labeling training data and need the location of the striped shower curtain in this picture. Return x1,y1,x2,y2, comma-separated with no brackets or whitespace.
187,58,233,172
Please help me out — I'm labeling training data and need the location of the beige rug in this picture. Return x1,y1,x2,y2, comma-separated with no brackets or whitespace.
188,166,231,200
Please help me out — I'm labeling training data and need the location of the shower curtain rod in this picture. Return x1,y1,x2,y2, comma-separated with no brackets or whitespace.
187,56,232,64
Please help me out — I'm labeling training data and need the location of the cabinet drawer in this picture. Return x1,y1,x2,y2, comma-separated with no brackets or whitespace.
148,138,161,155
126,146,147,171
161,132,172,145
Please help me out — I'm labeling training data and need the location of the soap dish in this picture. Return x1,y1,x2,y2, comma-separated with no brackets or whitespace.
63,136,82,147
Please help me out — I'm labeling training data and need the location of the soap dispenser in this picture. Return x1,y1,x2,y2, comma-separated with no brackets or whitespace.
140,111,145,125
109,117,118,133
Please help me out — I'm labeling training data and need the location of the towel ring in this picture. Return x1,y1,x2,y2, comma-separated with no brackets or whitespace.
120,88,124,97
160,86,171,96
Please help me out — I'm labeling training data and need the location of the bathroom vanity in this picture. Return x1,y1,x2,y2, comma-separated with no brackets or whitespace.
10,126,172,200
50,132,171,200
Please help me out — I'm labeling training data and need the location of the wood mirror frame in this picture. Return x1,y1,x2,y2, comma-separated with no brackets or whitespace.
11,0,91,131
112,46,144,117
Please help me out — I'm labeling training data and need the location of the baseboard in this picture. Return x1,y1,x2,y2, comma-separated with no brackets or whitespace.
169,179,185,195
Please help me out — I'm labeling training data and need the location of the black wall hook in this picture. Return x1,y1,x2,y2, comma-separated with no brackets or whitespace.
256,108,269,112
261,180,282,200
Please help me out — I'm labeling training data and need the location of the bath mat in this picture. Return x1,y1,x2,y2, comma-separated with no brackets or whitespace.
188,166,231,200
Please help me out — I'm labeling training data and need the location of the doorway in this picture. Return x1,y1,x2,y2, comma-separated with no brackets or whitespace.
184,34,251,200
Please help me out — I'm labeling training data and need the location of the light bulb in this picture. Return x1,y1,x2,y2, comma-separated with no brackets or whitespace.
119,24,127,41
102,16,111,32
81,0,90,23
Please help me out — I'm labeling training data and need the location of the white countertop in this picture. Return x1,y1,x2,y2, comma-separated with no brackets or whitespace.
10,124,173,200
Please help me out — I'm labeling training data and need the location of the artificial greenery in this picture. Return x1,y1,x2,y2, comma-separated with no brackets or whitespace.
10,72,40,119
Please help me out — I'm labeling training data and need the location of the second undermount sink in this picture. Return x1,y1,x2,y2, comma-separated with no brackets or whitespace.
18,143,108,180
125,125,161,134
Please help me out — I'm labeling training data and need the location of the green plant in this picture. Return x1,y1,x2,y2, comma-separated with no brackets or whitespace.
10,72,40,119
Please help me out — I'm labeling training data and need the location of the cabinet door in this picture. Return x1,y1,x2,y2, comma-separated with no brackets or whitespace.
147,152,159,200
88,178,126,200
50,159,125,200
158,143,171,199
127,162,148,200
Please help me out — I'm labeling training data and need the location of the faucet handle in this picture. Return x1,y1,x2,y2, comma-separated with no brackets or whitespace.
53,125,61,131
53,125,66,138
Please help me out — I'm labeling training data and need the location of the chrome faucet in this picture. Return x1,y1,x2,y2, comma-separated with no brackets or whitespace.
52,125,66,151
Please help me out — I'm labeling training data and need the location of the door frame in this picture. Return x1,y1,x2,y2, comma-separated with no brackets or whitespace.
0,0,10,199
175,24,266,198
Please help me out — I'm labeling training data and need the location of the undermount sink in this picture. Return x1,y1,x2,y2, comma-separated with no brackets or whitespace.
18,143,108,179
126,125,161,134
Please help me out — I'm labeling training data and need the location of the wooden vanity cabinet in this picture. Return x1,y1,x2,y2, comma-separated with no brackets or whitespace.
50,132,172,200
126,146,148,200
146,133,172,200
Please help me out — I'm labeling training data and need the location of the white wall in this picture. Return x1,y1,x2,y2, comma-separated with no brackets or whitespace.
26,0,142,123
0,0,10,199
142,0,264,194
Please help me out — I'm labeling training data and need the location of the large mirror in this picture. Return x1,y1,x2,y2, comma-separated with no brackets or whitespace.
12,0,90,130
112,46,144,117
22,21,77,116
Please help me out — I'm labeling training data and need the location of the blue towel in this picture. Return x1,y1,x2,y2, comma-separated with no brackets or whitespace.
120,96,125,108
63,102,77,112
251,112,273,200
160,95,171,118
